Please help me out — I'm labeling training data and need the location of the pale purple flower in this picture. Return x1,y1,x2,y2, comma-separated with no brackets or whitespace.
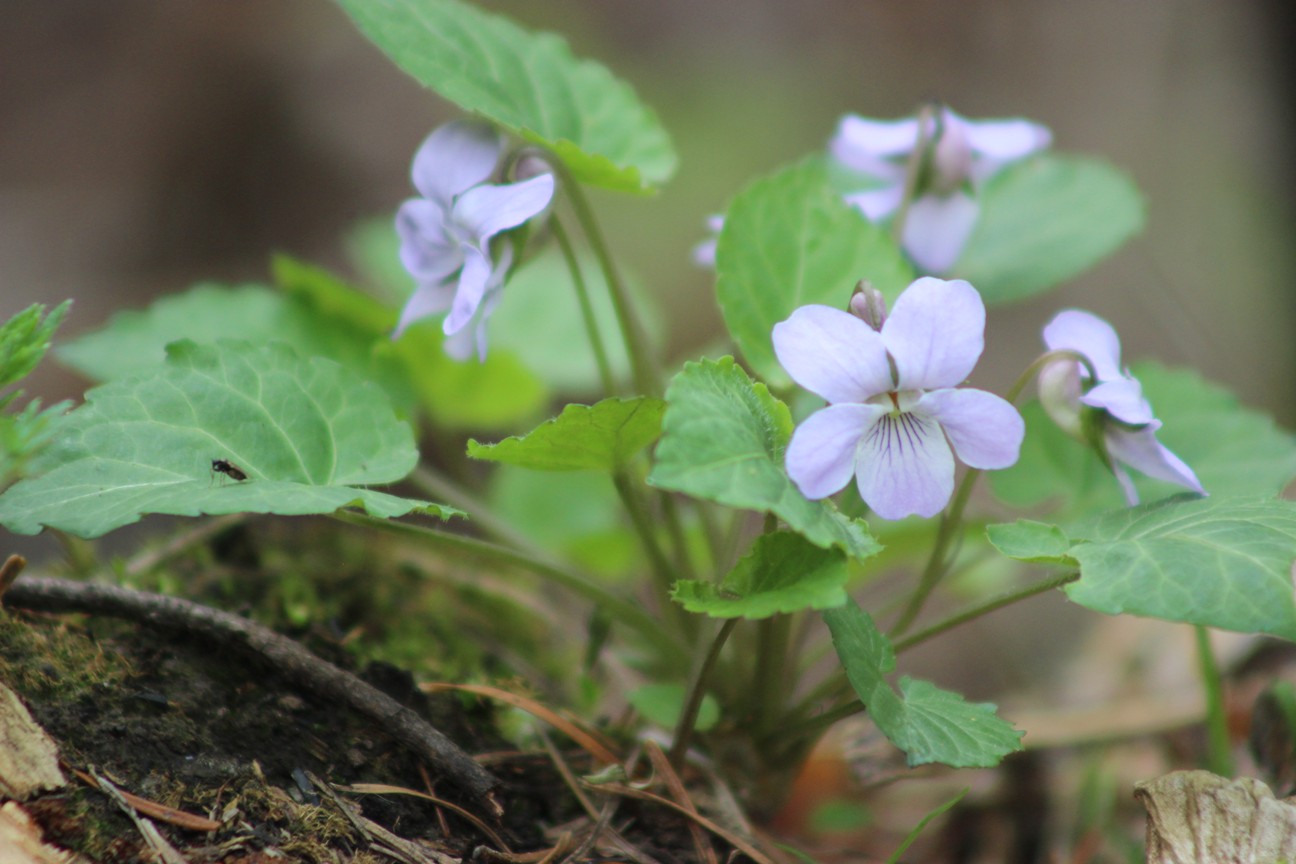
773,277,1024,520
1039,310,1203,505
691,214,725,268
394,120,555,361
830,107,1051,274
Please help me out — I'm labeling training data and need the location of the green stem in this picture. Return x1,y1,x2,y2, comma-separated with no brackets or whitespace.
670,617,738,766
777,570,1080,745
748,614,792,735
550,160,661,398
551,215,617,397
1195,624,1234,776
407,465,538,554
331,511,687,668
893,570,1079,653
889,467,980,637
889,103,939,248
611,472,694,638
1007,348,1100,404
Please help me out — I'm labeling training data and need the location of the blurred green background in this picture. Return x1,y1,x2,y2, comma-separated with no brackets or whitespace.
2,0,1293,425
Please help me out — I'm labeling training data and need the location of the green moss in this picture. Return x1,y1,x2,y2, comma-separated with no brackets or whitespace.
0,611,132,700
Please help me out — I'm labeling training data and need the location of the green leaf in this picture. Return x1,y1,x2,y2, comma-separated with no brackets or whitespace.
985,520,1075,564
468,397,664,472
334,0,675,193
715,159,914,389
1063,497,1296,640
626,683,719,732
0,399,70,489
991,364,1296,521
672,531,848,619
0,302,69,392
57,283,406,396
648,358,879,561
956,155,1145,303
824,599,1023,767
0,340,456,537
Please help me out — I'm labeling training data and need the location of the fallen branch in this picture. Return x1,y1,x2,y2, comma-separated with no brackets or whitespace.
2,575,502,816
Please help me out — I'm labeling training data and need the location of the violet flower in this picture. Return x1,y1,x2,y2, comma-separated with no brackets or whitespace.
830,107,1051,274
773,277,1024,520
393,120,555,361
1039,309,1203,505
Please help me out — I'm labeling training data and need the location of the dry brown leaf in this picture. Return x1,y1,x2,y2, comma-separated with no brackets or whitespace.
0,682,65,801
1137,769,1296,864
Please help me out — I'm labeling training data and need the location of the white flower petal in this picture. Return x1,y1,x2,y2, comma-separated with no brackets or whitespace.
1105,426,1205,496
1082,378,1154,426
1042,309,1125,381
396,199,462,283
855,409,955,520
393,282,456,338
882,277,985,390
830,114,919,172
785,404,885,500
843,185,905,221
411,121,502,204
453,174,555,242
918,388,1024,469
963,118,1052,162
900,192,980,274
772,305,893,403
444,245,495,335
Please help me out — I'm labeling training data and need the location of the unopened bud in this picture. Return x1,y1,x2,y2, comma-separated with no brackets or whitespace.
1037,358,1083,438
929,111,973,195
514,151,553,182
849,281,887,331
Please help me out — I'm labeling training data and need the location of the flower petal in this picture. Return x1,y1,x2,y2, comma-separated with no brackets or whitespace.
900,192,980,274
453,174,555,243
963,117,1052,162
855,410,955,519
832,114,920,158
882,277,985,390
1042,309,1124,382
1105,425,1205,496
917,388,1024,469
393,281,455,338
1082,378,1154,426
843,185,905,221
772,305,893,403
785,403,885,500
411,121,502,204
444,244,495,336
397,199,461,283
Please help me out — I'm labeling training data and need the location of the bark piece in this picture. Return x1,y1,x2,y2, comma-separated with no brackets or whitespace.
0,681,65,801
1137,769,1296,864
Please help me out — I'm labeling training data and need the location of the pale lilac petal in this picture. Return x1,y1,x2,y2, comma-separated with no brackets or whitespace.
411,121,502,203
832,115,920,158
443,285,503,362
963,118,1052,162
1106,426,1205,496
882,277,985,390
900,192,980,274
855,410,955,519
397,202,462,284
453,174,555,242
917,388,1024,469
445,245,495,335
785,404,886,500
1082,378,1154,426
393,282,455,338
843,185,905,221
1042,309,1124,381
1037,359,1083,437
692,237,717,268
772,305,893,403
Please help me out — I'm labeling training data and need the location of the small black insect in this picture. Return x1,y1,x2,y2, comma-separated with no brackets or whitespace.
210,458,249,482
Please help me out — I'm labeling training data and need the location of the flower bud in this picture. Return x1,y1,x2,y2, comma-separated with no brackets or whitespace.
929,113,973,196
848,281,888,331
1037,358,1083,438
513,151,554,182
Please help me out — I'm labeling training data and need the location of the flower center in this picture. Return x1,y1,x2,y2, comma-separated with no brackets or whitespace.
864,408,934,464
